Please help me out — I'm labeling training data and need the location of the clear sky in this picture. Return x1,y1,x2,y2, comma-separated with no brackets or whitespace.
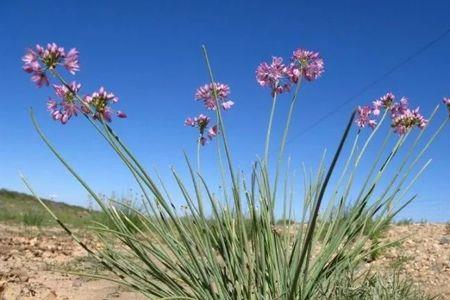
0,0,449,221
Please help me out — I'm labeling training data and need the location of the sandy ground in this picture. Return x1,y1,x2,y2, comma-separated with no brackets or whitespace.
0,223,449,299
368,223,450,299
0,225,144,300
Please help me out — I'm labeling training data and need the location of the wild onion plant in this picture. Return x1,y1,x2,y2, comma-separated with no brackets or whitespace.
21,43,449,299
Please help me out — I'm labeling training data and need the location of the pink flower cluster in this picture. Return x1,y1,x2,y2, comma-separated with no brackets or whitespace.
22,43,126,124
255,48,324,95
185,81,233,146
84,87,126,122
291,49,325,82
356,92,428,135
184,114,218,145
47,82,81,124
22,43,80,87
195,83,234,110
356,106,377,129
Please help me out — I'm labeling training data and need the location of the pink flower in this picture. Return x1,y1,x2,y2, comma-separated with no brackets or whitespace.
221,100,234,110
84,87,124,122
285,63,302,84
22,48,39,65
23,43,80,88
291,49,324,81
47,99,58,112
391,97,409,118
61,101,78,118
391,107,428,135
100,107,113,123
372,100,383,116
207,125,218,138
255,57,290,95
22,46,49,87
64,48,80,74
443,97,450,116
51,110,63,121
358,93,428,135
30,71,49,87
184,114,218,146
194,114,210,134
379,92,396,108
40,43,66,70
356,105,377,129
46,98,78,124
22,61,41,74
195,83,233,110
370,92,397,116
116,111,127,118
22,48,41,74
184,117,195,127
53,82,81,101
85,86,118,103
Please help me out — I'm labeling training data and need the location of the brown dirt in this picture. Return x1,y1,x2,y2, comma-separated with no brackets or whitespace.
0,223,449,299
0,225,144,300
366,223,450,299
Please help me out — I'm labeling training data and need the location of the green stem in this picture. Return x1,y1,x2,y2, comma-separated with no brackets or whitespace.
273,79,302,202
264,93,278,165
197,137,201,172
278,78,302,161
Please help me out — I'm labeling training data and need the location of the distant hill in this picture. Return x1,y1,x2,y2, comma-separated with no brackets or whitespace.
0,188,97,226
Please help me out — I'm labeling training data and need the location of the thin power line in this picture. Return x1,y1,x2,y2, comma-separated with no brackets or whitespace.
287,28,450,145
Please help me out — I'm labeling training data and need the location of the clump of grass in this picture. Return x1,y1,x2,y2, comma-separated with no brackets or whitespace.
0,209,17,223
396,218,414,226
22,209,46,226
332,269,433,300
21,43,449,299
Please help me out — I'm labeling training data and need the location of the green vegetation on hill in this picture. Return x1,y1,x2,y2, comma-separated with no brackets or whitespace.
0,188,99,227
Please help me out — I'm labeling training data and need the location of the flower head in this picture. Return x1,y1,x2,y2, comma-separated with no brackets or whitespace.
291,49,324,81
391,107,428,135
356,105,377,129
84,87,124,122
53,82,81,101
184,114,218,146
39,43,66,70
357,93,428,135
378,92,396,108
46,98,78,124
30,71,49,87
391,97,409,118
64,48,80,74
372,100,383,116
195,83,233,110
255,57,290,95
371,92,397,116
207,125,218,139
22,43,80,88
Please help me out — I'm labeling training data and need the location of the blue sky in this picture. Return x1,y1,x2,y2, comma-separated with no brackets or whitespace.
0,0,449,221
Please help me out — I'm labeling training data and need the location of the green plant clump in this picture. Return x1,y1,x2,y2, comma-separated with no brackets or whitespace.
21,43,449,299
